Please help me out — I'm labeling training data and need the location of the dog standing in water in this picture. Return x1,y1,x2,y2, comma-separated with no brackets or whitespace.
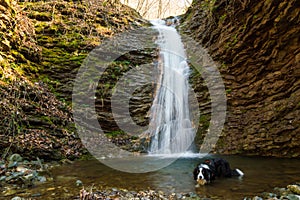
193,158,244,185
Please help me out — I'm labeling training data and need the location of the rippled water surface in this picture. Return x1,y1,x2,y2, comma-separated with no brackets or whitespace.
17,155,300,199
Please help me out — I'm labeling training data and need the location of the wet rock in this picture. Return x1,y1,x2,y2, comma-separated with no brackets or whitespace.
286,194,300,200
47,187,55,191
176,193,183,199
31,193,42,197
252,196,263,200
0,176,6,181
11,197,23,200
0,157,51,189
3,187,17,196
37,176,47,182
23,173,35,181
247,183,300,200
287,185,300,195
0,161,6,169
9,154,23,162
79,188,201,200
7,161,18,168
125,192,134,198
261,192,277,199
188,192,198,198
76,180,83,186
16,166,30,173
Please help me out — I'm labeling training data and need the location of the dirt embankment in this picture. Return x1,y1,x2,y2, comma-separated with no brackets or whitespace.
182,0,300,157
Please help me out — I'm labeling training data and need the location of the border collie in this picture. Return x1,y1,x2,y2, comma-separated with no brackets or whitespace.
193,158,244,185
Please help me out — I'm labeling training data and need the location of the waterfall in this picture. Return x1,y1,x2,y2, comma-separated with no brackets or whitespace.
148,19,195,154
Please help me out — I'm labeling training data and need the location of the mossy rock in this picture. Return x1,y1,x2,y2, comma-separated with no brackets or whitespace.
28,11,52,21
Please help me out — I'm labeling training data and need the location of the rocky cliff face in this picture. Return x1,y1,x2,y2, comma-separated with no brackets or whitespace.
182,0,300,157
0,0,81,160
21,0,155,135
0,0,155,160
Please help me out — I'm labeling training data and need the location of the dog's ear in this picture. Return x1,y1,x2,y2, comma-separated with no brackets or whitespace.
193,167,199,180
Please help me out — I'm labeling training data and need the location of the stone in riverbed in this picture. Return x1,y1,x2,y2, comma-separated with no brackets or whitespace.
0,161,6,168
11,197,23,200
3,187,17,196
125,193,134,198
23,173,35,181
261,192,277,199
286,194,300,200
274,187,290,196
8,161,18,168
287,185,300,195
76,179,83,186
16,166,31,173
9,154,23,162
37,176,47,182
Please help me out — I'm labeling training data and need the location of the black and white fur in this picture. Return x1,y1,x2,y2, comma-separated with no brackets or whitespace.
193,158,244,184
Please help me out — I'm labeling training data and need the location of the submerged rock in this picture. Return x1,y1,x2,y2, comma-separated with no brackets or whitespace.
76,180,83,187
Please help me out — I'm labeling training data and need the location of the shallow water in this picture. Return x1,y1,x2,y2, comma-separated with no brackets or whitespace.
10,155,300,199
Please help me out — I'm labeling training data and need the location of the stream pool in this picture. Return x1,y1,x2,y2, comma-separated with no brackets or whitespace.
10,154,300,199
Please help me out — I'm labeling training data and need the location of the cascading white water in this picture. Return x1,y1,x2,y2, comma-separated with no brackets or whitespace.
148,19,195,154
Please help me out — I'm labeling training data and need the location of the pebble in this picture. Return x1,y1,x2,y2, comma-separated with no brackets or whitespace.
31,193,42,197
0,156,51,189
11,197,23,200
16,166,30,173
286,194,300,200
9,154,23,162
76,179,83,186
37,176,47,182
0,175,6,181
23,173,34,180
246,184,300,200
3,188,17,196
79,188,203,200
8,161,18,168
47,187,56,191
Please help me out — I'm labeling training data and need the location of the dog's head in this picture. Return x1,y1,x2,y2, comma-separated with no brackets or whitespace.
193,164,214,185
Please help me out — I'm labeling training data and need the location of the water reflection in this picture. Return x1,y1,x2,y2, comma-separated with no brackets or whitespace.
22,155,300,199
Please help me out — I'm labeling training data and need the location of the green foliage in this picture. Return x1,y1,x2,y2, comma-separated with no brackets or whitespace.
220,62,227,69
225,33,239,49
200,0,217,14
28,11,52,21
105,130,126,138
226,88,232,94
194,114,211,150
40,115,54,125
199,114,210,130
219,14,227,22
